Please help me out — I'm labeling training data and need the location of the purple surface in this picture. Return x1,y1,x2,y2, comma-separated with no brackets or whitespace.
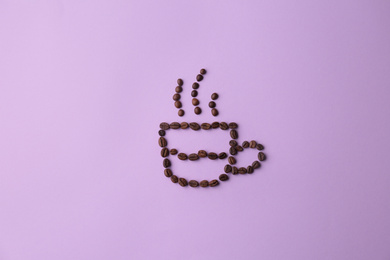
1,1,390,259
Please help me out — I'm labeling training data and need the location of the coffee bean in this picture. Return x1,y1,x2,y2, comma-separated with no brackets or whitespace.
175,86,182,93
218,152,227,159
177,78,183,86
189,153,199,161
242,141,249,148
200,68,207,75
173,93,180,101
258,152,266,161
191,90,198,97
164,169,173,177
238,167,247,174
236,145,243,152
211,122,220,128
192,82,199,89
178,109,185,117
252,161,261,169
229,140,237,147
219,174,229,181
232,167,238,175
160,122,170,130
229,146,237,155
198,150,208,158
196,74,203,81
189,180,199,187
158,137,167,147
209,179,219,187
161,148,169,157
230,130,238,139
179,178,188,187
194,107,202,115
208,152,218,160
171,175,178,183
220,122,228,130
163,158,171,168
229,122,238,129
201,123,211,130
174,101,182,108
256,144,264,150
158,130,165,136
249,140,257,148
211,108,219,116
170,149,178,155
180,122,189,129
211,93,218,100
200,180,209,187
228,156,236,165
209,101,216,108
192,98,200,106
224,164,232,173
178,153,188,160
189,122,200,130
170,122,180,129
247,166,254,174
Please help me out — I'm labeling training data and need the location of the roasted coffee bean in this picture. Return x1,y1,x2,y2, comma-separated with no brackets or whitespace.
198,150,207,158
220,122,228,130
191,90,198,97
228,156,236,165
194,107,202,115
178,153,188,160
189,122,200,130
174,101,182,108
211,108,219,116
158,130,165,136
229,140,238,147
256,144,264,150
173,93,181,101
211,122,220,128
189,153,199,161
171,175,178,183
192,98,200,106
242,141,249,148
196,74,203,81
218,152,227,159
201,123,211,130
200,180,209,187
238,167,247,174
229,146,237,155
258,152,266,161
179,178,188,187
164,169,173,177
232,167,238,175
211,93,219,100
224,164,232,173
170,149,178,155
158,137,167,147
189,180,199,187
236,145,243,152
161,148,169,157
208,152,218,160
177,78,183,86
160,122,170,130
180,122,189,129
178,109,185,117
209,101,216,108
175,86,182,93
250,140,257,148
200,68,207,75
163,158,171,168
230,130,238,139
219,174,229,181
229,122,238,129
247,166,254,174
192,82,199,89
252,161,261,169
170,122,180,129
209,179,219,187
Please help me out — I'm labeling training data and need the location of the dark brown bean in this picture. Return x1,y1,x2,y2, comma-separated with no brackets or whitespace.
229,140,238,147
174,101,182,108
158,137,167,147
158,130,165,136
224,164,232,173
160,122,170,130
171,175,178,183
230,130,238,139
252,161,261,169
198,150,207,158
242,141,249,148
164,169,173,177
192,82,199,89
258,152,266,161
170,122,180,129
229,122,238,129
236,145,243,152
161,148,169,157
180,122,189,129
211,108,218,116
256,144,264,150
192,98,199,106
189,180,199,187
191,90,198,97
163,158,171,168
194,107,202,115
220,122,228,130
178,109,185,117
175,86,182,93
208,152,218,160
170,149,178,155
247,166,254,174
178,153,188,160
200,68,207,75
211,93,219,100
250,140,257,148
200,123,211,130
218,152,227,159
219,174,229,181
200,180,209,187
189,153,199,161
228,156,236,165
238,167,247,174
211,122,220,128
189,122,200,130
209,101,216,108
173,93,181,101
209,179,219,187
196,74,203,81
232,167,238,175
179,178,188,187
229,146,237,155
177,78,183,86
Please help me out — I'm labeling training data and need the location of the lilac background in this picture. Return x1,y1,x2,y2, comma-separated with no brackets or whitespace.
1,1,390,259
